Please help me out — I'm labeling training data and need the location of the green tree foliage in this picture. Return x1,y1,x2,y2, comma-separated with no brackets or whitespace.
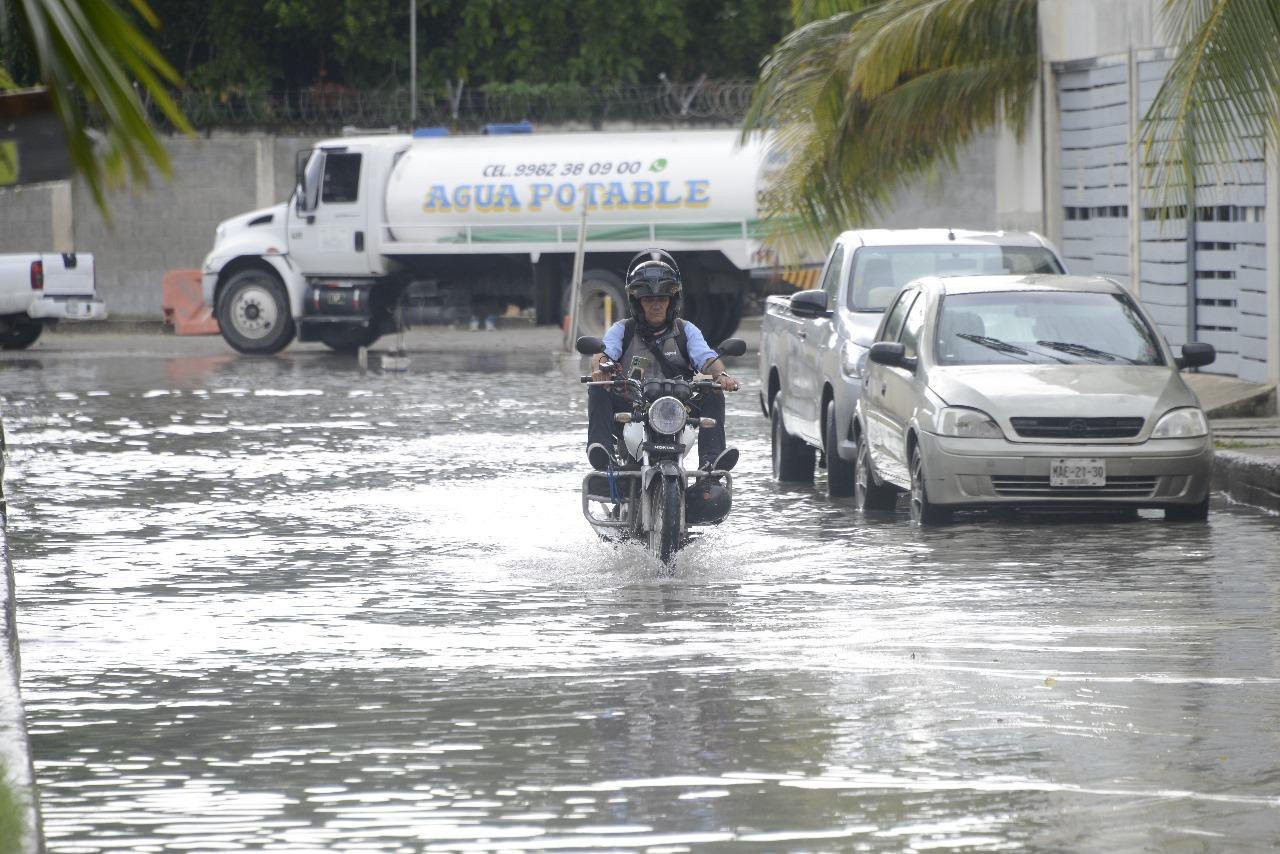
131,0,789,93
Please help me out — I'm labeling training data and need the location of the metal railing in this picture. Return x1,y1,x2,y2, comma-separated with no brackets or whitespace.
156,79,757,132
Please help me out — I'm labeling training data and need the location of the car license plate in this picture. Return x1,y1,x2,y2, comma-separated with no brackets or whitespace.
1050,458,1105,487
66,300,94,317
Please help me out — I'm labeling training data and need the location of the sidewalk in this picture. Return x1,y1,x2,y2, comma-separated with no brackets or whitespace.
1184,372,1280,512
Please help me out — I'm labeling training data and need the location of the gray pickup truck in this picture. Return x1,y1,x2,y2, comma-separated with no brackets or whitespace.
758,228,1067,495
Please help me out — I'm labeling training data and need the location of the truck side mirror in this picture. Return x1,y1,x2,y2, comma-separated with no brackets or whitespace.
789,289,830,318
575,336,605,355
716,338,747,358
1175,341,1215,370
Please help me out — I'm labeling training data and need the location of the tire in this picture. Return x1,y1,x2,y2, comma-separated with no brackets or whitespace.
854,429,897,511
824,405,855,497
1165,494,1209,522
648,474,683,564
318,323,383,353
217,268,296,354
0,318,43,350
909,445,951,525
771,398,815,483
564,269,626,339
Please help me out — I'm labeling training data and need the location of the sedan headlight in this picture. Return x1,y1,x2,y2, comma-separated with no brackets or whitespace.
647,396,687,435
936,406,1005,439
1151,407,1209,438
841,341,866,378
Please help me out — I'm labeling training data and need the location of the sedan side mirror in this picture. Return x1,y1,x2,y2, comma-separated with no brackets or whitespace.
716,338,747,358
1175,341,1215,370
868,341,916,370
789,289,831,319
575,336,605,355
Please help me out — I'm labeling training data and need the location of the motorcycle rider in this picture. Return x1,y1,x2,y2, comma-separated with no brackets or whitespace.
586,249,741,472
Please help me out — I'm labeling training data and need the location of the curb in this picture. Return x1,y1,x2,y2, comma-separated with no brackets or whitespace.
1213,451,1280,514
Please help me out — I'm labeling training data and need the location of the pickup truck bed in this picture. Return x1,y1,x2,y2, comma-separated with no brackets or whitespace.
0,252,106,349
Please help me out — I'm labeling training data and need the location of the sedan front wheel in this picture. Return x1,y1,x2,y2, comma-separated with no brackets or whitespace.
909,445,951,525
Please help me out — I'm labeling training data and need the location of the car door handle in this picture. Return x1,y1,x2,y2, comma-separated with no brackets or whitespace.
798,330,807,340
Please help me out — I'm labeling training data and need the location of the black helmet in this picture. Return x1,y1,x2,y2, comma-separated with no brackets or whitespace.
625,249,682,325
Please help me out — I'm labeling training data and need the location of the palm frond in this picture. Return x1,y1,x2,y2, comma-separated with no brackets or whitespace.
15,0,193,218
1139,0,1280,213
742,0,1039,257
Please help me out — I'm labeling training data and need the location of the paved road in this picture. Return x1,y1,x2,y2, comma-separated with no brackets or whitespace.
2,330,1279,852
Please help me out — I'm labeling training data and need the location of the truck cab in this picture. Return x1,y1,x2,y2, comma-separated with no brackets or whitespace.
758,228,1067,496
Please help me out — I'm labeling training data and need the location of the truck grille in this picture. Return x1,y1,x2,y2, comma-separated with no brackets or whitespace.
991,475,1158,498
1010,417,1144,439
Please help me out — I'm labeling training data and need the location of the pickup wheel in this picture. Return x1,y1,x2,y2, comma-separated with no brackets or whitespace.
0,317,43,350
771,398,815,483
824,405,855,497
854,429,897,511
217,269,296,355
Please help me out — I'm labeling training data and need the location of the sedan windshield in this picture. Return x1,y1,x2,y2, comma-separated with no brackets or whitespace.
934,291,1165,366
848,245,1063,310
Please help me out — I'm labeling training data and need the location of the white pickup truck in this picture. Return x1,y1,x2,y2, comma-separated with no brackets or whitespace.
759,228,1067,496
0,252,106,349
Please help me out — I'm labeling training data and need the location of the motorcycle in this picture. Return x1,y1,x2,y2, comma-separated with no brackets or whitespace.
577,335,747,563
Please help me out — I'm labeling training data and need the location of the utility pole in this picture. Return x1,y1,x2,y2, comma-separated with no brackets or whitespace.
409,0,417,126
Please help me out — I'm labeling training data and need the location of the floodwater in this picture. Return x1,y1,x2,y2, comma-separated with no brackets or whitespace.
2,340,1279,852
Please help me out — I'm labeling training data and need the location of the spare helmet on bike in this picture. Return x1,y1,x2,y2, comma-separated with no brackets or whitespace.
625,249,682,326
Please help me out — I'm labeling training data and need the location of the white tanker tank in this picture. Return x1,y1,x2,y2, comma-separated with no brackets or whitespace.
202,127,790,355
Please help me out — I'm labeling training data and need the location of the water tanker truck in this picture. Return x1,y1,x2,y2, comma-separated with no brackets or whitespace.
201,128,782,354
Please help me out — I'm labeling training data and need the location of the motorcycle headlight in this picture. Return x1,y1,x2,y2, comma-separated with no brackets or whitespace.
841,341,866,378
647,396,688,435
936,406,1005,439
1151,407,1208,438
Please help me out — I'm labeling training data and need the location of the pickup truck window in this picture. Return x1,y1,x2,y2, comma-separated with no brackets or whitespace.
820,245,844,304
847,245,1063,312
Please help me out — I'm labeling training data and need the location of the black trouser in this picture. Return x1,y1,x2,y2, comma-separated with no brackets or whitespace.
587,385,727,466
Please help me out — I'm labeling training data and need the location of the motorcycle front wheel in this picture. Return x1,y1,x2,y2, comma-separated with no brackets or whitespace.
647,474,683,564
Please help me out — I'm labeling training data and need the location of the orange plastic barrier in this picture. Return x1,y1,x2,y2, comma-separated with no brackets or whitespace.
161,269,220,335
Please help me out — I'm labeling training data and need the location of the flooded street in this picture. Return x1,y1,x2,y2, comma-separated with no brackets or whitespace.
3,337,1279,852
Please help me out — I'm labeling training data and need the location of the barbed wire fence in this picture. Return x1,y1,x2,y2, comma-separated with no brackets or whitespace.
156,79,757,132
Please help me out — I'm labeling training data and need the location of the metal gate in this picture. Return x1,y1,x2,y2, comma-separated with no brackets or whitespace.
1057,55,1270,381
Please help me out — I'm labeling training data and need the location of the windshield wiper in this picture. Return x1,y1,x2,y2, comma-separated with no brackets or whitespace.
957,333,1029,356
1035,340,1136,364
956,333,1067,365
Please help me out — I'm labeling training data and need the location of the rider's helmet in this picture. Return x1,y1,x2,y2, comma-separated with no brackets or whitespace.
625,249,682,326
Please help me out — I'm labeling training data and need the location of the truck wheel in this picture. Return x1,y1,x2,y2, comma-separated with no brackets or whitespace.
0,318,43,350
771,398,815,483
824,405,855,497
564,269,626,338
318,324,382,353
217,269,296,355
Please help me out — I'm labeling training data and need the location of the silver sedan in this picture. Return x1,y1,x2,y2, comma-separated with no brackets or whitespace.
853,274,1216,523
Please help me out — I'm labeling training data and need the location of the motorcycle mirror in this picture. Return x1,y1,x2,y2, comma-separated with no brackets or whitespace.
716,338,747,358
575,336,605,355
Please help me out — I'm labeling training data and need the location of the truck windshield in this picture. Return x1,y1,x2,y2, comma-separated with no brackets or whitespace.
847,245,1063,311
934,290,1164,366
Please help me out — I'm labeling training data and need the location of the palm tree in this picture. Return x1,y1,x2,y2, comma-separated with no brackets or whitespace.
3,0,192,216
1138,0,1280,210
745,0,1280,250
